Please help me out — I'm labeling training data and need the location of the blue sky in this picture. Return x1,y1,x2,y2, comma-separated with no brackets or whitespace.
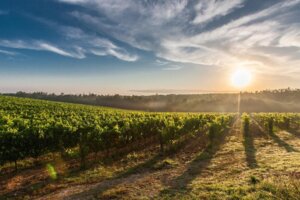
0,0,300,94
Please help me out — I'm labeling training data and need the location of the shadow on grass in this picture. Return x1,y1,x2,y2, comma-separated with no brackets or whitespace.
243,123,258,169
61,136,160,179
0,138,159,199
268,131,298,152
251,117,297,153
285,128,300,139
63,133,202,200
159,121,235,197
0,174,57,199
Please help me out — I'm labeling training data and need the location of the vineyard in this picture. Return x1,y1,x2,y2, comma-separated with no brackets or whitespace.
0,96,235,170
1,96,300,199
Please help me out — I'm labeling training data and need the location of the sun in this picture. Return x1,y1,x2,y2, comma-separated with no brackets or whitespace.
231,68,252,88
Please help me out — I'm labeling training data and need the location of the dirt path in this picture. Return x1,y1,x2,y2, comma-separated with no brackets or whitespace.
33,118,300,199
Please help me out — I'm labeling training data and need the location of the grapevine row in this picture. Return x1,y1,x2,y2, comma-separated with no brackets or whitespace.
0,96,235,169
252,113,300,133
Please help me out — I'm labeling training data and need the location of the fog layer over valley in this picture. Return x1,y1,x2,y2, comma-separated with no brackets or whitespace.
6,88,300,112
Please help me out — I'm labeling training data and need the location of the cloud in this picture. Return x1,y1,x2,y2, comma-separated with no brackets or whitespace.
38,43,78,58
26,14,139,62
54,0,300,75
65,0,189,51
156,0,300,75
278,25,300,48
162,65,183,71
60,26,138,61
0,10,139,62
59,0,188,23
58,0,86,3
192,0,244,24
0,40,85,59
0,49,17,56
106,48,138,62
156,59,169,66
155,59,183,70
0,26,138,61
156,59,183,70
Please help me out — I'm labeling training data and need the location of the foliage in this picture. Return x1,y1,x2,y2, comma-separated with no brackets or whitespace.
242,113,250,134
0,95,235,168
253,113,300,133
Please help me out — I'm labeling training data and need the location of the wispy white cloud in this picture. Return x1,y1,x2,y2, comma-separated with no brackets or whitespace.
0,26,138,61
38,43,77,58
58,0,86,3
51,0,300,75
192,0,244,24
156,0,300,75
162,65,183,71
0,10,139,62
156,59,183,70
60,26,138,61
106,48,138,62
66,0,189,51
0,49,17,56
278,25,300,48
28,13,139,62
0,40,85,59
156,59,169,66
59,0,188,23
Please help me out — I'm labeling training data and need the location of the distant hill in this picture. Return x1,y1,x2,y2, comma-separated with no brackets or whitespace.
3,88,300,112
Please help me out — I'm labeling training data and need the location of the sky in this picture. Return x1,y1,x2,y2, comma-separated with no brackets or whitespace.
0,0,300,94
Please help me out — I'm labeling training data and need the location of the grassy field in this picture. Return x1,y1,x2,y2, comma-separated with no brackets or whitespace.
1,113,300,199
